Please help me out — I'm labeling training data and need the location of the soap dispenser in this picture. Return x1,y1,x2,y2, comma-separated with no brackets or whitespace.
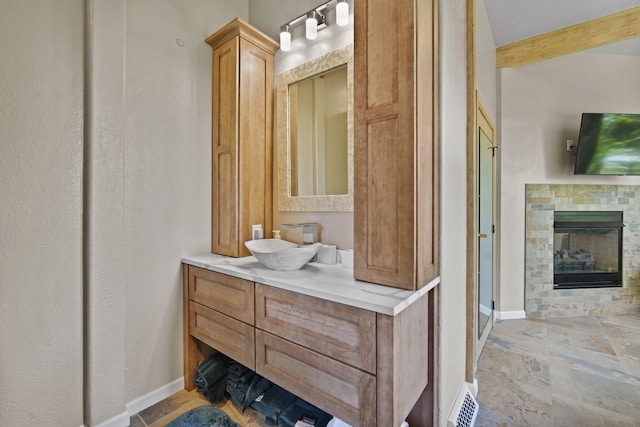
251,224,263,240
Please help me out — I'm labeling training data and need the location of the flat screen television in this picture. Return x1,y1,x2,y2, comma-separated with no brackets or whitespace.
574,113,640,175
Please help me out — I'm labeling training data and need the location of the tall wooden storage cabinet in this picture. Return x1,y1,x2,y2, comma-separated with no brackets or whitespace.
354,0,439,290
206,19,278,257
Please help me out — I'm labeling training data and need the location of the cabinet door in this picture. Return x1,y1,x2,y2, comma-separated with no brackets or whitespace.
237,37,273,255
353,0,438,290
211,36,239,257
255,284,376,373
256,330,376,427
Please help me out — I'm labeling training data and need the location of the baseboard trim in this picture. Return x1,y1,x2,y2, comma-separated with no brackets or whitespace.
86,378,185,427
469,378,478,397
126,377,185,417
495,310,526,320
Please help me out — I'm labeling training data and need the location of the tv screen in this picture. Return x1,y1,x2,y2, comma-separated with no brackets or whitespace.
574,113,640,175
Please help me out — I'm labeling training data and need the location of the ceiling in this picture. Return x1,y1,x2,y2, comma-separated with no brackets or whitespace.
483,0,640,56
247,0,640,57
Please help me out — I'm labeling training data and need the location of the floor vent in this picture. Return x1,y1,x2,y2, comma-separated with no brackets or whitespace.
447,383,478,427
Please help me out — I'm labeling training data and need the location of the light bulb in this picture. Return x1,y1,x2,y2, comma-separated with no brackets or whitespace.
306,11,318,40
279,25,291,52
336,0,349,27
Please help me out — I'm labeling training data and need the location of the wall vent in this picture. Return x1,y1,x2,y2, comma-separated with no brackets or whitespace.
447,383,478,427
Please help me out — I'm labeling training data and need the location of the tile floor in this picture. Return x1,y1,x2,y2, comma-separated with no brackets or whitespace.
133,313,640,426
475,313,640,427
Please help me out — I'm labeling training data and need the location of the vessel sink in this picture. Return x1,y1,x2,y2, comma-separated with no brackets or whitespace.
245,239,321,271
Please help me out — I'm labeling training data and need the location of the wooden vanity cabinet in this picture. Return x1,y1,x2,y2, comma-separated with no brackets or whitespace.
183,264,433,427
255,285,377,426
255,285,376,373
353,0,439,290
205,19,278,257
184,267,255,375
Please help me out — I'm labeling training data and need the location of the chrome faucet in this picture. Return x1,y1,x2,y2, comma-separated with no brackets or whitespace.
282,223,318,244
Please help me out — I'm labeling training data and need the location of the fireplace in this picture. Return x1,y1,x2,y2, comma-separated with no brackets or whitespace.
553,211,623,289
526,185,640,319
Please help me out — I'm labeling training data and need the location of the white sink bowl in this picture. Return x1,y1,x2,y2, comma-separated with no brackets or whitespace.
245,239,321,271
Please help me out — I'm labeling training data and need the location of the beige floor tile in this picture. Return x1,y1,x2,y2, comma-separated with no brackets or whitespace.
129,414,146,427
477,345,553,425
477,314,640,427
552,392,639,427
546,320,615,357
485,318,549,361
598,313,640,330
547,332,632,385
550,363,640,421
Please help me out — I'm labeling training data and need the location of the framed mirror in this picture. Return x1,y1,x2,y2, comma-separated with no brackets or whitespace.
277,44,353,212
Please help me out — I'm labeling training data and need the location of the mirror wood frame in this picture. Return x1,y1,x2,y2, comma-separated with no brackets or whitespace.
276,44,354,212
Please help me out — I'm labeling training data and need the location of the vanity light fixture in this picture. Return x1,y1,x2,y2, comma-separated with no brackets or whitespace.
280,24,291,51
336,0,349,27
305,10,324,40
279,0,348,51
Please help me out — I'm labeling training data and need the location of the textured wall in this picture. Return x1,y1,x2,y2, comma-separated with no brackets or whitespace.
438,0,469,424
500,52,640,314
123,0,248,406
0,1,84,425
85,0,128,424
476,0,497,118
267,0,355,250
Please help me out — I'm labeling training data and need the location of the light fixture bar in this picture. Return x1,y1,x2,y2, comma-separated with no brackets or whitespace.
279,24,291,51
306,10,321,40
279,0,339,50
336,0,349,27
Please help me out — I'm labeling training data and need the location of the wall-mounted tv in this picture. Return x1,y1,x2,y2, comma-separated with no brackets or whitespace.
574,113,640,175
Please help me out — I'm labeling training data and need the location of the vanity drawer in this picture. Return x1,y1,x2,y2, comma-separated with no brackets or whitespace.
189,301,255,370
256,330,376,427
188,266,254,324
255,284,376,373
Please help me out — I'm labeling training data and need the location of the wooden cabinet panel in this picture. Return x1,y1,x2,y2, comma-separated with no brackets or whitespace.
238,37,273,254
255,284,376,373
376,290,431,427
189,266,254,325
207,18,277,257
364,0,398,108
183,264,436,425
354,0,439,290
211,37,239,256
190,301,255,370
256,330,376,427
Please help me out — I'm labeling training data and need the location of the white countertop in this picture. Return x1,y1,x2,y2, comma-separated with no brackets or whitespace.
182,253,440,316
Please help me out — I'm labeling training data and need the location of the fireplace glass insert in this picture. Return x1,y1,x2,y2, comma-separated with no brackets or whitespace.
553,211,623,289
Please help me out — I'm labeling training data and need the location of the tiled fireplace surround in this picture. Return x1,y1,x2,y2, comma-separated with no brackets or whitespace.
525,184,640,319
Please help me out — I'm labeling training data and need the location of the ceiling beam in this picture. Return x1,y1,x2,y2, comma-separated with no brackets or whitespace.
496,6,640,68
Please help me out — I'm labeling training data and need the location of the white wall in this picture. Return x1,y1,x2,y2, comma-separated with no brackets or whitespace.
499,52,640,313
259,0,355,250
122,0,248,414
475,0,504,314
476,0,497,118
0,1,84,426
2,1,250,425
438,0,469,425
85,1,128,423
0,1,470,425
